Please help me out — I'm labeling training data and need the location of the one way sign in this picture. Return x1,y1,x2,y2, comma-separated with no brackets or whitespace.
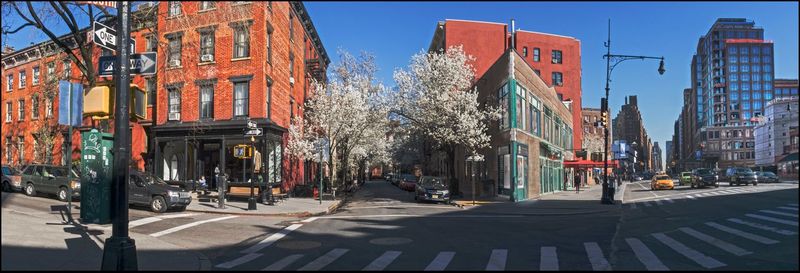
98,52,157,76
93,21,135,52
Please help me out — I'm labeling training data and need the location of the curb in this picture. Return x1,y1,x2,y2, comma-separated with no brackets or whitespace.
184,198,347,218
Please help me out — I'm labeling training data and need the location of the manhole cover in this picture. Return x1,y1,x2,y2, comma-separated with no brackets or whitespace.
369,237,413,245
276,240,322,250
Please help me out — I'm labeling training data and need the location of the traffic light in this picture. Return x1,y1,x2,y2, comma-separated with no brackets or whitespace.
83,83,146,120
233,145,253,159
601,111,608,128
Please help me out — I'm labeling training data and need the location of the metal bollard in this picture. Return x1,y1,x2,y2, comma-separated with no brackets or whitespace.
217,174,226,209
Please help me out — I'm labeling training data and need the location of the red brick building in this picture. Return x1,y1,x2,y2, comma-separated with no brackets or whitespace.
429,19,583,150
151,2,328,191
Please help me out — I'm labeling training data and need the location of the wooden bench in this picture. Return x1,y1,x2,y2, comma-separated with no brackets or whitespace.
271,187,288,201
228,186,259,198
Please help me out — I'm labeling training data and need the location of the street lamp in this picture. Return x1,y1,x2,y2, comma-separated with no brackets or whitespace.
600,19,665,205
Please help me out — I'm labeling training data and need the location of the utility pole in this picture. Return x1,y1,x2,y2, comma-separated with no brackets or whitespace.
101,1,137,270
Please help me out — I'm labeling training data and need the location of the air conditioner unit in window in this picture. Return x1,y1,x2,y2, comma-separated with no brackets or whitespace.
552,59,558,64
169,112,181,121
170,59,181,67
201,55,213,62
289,76,295,85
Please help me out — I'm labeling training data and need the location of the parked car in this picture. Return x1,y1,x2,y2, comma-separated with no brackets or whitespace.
129,170,192,213
398,174,419,191
755,171,779,183
18,164,80,201
725,167,758,186
383,172,394,182
690,168,719,188
650,174,674,190
679,172,693,186
2,165,23,192
415,176,450,203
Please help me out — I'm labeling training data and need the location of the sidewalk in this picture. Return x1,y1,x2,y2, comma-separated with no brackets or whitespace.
1,202,209,270
451,182,623,215
185,191,344,217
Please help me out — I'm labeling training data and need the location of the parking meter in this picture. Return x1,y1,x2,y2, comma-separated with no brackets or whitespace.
217,174,227,209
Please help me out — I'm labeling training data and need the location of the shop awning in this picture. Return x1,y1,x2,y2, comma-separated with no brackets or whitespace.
563,159,619,169
778,152,798,163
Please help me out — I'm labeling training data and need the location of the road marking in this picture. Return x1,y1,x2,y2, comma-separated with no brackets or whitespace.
643,202,653,207
347,205,461,210
425,251,455,271
584,242,611,271
308,214,524,221
540,246,559,271
651,233,726,269
301,217,319,223
150,215,237,237
746,213,799,226
759,209,799,218
727,218,797,235
242,224,303,254
215,253,262,269
636,182,658,197
700,193,713,197
708,191,722,195
129,213,200,228
678,227,752,256
663,198,675,203
485,249,508,271
718,190,734,194
705,222,778,245
654,200,664,205
298,248,349,271
787,203,798,207
776,206,799,211
727,189,747,193
625,238,668,271
263,254,305,271
363,251,401,271
686,195,697,200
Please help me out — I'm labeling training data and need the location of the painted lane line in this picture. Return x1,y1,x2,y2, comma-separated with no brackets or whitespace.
263,254,305,271
301,217,319,223
485,249,508,271
540,246,559,271
678,227,752,256
584,242,611,271
215,253,263,269
643,202,653,207
686,195,697,200
129,213,200,228
363,251,402,271
787,203,799,207
624,238,668,271
663,198,675,203
705,222,778,245
776,206,799,211
242,224,303,254
298,248,349,271
727,218,797,235
700,193,713,197
759,209,799,218
636,182,659,197
150,215,238,237
651,233,726,269
425,251,455,271
746,213,799,227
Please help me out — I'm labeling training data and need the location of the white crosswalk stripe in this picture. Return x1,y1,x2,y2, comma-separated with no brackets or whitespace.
663,198,675,203
718,190,736,194
700,193,713,197
540,246,559,271
705,222,779,245
215,253,263,269
485,249,507,271
425,251,455,271
746,213,799,226
363,251,401,271
651,232,726,269
727,218,797,235
129,213,200,228
678,227,752,256
759,209,799,218
625,238,668,271
264,254,304,271
686,195,697,199
584,242,611,271
777,206,799,211
298,248,349,271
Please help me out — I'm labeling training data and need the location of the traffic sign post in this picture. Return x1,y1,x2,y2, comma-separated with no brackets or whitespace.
99,52,156,76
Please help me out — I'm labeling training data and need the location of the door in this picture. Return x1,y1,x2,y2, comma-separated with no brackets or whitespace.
129,174,148,205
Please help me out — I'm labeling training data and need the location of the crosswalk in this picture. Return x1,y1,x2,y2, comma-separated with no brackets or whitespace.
626,184,798,209
212,203,799,271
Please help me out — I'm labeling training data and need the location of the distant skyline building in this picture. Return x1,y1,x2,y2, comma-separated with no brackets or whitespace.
613,95,654,172
652,142,663,172
754,96,798,169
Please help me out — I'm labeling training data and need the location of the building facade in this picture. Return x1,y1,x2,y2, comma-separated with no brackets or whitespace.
754,96,798,169
652,142,662,172
612,95,654,172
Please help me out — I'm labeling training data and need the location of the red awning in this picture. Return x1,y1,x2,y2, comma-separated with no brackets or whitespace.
563,159,619,169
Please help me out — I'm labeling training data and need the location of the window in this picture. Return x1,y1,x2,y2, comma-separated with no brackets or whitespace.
199,30,215,62
763,56,771,63
742,83,750,91
5,137,10,162
753,91,761,100
740,46,749,55
33,138,38,162
266,24,273,64
764,82,772,91
764,91,773,100
168,87,181,121
47,62,55,81
62,60,70,78
146,35,157,52
751,46,760,54
752,73,760,82
268,1,272,12
5,102,11,122
741,65,749,72
763,47,771,55
233,24,250,58
730,65,737,73
289,12,295,42
752,65,760,72
534,69,541,76
764,65,771,72
552,72,563,86
728,46,737,54
168,1,181,16
233,81,249,117
32,67,40,85
146,78,156,106
17,136,24,164
31,96,39,119
266,77,273,119
752,56,760,63
740,56,748,63
533,48,540,62
167,35,182,66
289,52,295,78
498,83,510,129
551,50,562,64
6,75,11,92
523,47,528,57
729,56,737,64
19,71,26,88
45,97,52,118
200,1,215,10
730,92,738,100
199,84,213,119
741,74,749,82
754,101,762,109
17,100,24,120
730,73,737,81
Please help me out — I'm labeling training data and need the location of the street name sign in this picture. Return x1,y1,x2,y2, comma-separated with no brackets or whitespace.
244,128,263,136
98,52,157,76
79,1,117,8
93,21,135,52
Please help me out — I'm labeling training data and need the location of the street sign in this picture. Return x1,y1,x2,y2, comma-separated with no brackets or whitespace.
98,52,157,76
244,128,263,136
247,120,257,128
58,81,83,126
93,21,135,52
79,1,117,8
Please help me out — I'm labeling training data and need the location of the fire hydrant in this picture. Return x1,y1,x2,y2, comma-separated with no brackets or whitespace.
313,186,319,200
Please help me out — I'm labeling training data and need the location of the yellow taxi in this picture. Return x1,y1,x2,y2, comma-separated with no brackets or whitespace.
651,174,674,190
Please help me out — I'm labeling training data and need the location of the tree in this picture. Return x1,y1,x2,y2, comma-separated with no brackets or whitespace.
392,45,501,193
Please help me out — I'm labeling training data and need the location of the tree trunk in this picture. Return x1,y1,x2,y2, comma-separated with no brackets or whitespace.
446,146,459,197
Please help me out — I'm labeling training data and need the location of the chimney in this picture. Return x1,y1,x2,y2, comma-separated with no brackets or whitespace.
625,96,628,105
510,19,516,50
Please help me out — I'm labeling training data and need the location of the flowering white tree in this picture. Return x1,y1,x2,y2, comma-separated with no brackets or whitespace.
286,50,391,189
392,45,501,190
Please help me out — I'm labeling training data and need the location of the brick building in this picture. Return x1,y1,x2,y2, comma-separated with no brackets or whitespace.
151,1,328,191
612,96,655,173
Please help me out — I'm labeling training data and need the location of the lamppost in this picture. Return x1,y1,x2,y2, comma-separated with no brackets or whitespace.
601,19,665,205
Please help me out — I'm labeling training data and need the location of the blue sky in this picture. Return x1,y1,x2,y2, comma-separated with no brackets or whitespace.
3,2,797,168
